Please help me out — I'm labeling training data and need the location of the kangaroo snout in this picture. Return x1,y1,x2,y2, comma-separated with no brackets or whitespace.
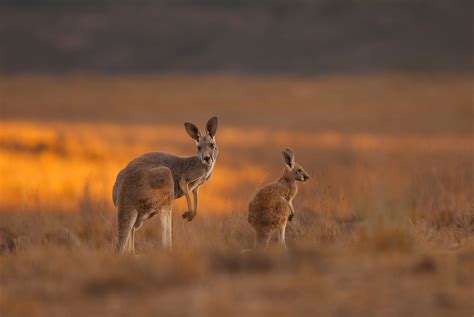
203,155,211,163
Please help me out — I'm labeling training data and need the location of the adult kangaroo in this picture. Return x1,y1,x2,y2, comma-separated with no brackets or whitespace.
112,116,219,253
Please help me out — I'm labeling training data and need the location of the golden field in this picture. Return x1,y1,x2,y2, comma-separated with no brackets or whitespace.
0,74,473,316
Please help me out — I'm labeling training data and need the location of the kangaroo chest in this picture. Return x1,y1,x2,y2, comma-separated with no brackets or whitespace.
188,174,210,191
172,160,215,199
190,162,214,190
174,175,210,199
286,184,298,201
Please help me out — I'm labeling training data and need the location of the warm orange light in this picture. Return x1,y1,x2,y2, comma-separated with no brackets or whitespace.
1,120,471,213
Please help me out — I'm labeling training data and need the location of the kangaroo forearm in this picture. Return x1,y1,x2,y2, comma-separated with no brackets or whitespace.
184,193,192,211
287,201,295,221
192,189,198,212
289,201,295,214
179,179,193,211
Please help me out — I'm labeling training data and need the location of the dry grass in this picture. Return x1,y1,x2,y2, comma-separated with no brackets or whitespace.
0,73,473,316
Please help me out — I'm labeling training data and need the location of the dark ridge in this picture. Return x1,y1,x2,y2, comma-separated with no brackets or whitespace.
0,0,472,74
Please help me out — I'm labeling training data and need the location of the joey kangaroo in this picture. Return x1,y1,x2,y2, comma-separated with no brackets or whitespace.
112,116,219,253
248,149,309,249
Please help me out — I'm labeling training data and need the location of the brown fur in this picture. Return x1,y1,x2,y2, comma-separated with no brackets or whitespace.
113,117,218,253
248,149,310,249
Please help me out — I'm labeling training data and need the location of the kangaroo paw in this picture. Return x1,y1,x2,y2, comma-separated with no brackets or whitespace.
288,213,294,222
182,211,197,222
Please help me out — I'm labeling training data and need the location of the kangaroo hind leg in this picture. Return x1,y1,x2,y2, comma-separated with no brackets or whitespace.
160,208,172,249
117,207,138,254
255,229,271,250
278,224,287,248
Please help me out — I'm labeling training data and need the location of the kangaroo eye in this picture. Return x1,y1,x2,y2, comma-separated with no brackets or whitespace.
197,146,203,151
297,169,302,173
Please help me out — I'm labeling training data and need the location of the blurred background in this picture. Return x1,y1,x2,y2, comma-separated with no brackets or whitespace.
0,1,473,316
1,0,472,75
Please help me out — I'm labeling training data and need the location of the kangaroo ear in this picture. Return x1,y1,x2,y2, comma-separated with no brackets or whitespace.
184,122,200,141
206,116,218,138
281,149,295,168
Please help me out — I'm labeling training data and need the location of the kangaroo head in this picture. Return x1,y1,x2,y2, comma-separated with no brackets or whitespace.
281,148,310,182
184,116,219,167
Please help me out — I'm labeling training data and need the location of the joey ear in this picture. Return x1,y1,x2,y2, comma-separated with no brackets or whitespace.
206,116,218,138
281,149,295,168
184,122,200,141
284,148,294,157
